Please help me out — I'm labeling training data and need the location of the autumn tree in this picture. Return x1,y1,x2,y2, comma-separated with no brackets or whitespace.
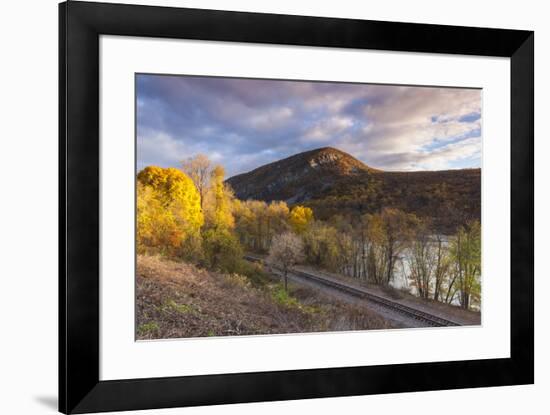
408,221,436,299
302,221,340,271
205,165,235,230
327,215,357,277
268,232,305,291
202,165,242,272
334,232,356,277
447,220,481,310
232,199,255,248
366,244,381,284
362,213,387,284
137,166,203,257
181,154,212,210
233,200,291,252
266,201,290,245
289,205,314,234
249,200,269,251
369,208,418,285
136,182,164,251
233,200,265,251
202,227,243,272
432,234,451,302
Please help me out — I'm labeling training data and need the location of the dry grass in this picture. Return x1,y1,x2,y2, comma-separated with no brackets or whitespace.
136,255,394,340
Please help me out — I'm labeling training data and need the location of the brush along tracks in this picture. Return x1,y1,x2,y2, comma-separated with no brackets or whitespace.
244,255,460,328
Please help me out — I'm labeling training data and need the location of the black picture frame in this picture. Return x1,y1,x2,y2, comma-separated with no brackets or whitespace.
59,1,534,413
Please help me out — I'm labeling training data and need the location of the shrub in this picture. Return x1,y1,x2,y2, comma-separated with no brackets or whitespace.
202,228,243,273
233,260,270,287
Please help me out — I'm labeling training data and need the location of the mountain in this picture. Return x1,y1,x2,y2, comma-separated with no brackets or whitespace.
227,147,378,204
226,147,481,232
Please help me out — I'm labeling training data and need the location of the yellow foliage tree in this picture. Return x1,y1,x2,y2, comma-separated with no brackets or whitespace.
266,201,290,243
137,166,203,257
210,165,235,230
288,205,314,234
201,165,242,271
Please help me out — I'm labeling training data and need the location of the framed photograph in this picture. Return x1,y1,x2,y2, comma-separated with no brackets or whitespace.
59,1,533,413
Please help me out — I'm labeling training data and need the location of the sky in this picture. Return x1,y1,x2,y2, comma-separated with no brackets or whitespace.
136,74,481,178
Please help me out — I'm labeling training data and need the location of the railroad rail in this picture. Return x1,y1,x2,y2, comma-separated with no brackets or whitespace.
244,255,460,327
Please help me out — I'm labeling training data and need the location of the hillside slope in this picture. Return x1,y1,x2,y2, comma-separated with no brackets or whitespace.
227,147,378,204
227,147,480,232
136,255,393,339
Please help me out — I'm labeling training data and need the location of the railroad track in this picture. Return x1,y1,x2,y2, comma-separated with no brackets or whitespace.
244,255,460,327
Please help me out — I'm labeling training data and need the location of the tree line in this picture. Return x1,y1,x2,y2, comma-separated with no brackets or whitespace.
137,155,481,311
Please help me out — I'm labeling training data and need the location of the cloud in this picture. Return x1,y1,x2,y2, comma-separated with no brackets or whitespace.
367,135,481,171
302,116,355,143
137,75,482,176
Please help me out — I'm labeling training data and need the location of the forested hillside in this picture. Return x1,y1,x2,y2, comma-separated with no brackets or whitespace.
227,147,480,234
